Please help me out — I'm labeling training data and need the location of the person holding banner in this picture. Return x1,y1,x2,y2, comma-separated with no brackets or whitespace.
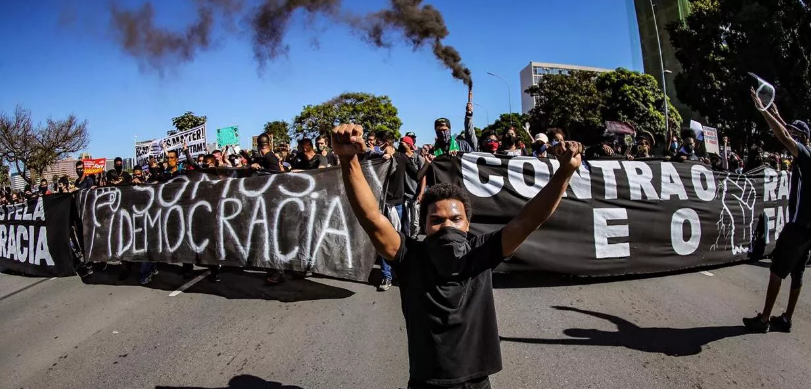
744,88,811,333
71,161,95,191
331,123,583,389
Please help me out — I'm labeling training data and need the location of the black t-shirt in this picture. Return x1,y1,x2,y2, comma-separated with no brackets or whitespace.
293,153,327,170
386,153,408,206
74,175,95,190
322,151,339,167
257,151,281,173
790,142,811,225
389,229,506,385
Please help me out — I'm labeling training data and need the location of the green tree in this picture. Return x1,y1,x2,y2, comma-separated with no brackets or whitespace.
292,92,402,141
525,70,604,144
263,120,292,145
481,113,532,145
597,68,682,141
170,111,207,135
668,0,811,149
525,68,681,145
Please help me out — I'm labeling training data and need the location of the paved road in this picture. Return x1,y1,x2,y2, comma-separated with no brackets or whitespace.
1,261,810,389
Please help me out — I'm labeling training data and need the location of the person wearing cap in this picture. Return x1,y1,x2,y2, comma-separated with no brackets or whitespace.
432,100,477,157
743,89,811,333
405,131,417,144
399,136,425,239
531,133,549,158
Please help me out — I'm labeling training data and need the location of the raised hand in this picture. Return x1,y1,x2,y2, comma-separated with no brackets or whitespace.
551,141,583,173
331,124,367,157
750,87,765,111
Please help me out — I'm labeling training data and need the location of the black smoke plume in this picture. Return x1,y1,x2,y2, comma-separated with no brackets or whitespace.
108,0,472,87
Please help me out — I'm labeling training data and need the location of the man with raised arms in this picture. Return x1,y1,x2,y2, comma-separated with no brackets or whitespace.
331,123,583,388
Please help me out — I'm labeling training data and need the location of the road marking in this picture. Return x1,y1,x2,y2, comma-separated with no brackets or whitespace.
700,271,715,277
169,271,209,297
0,277,53,301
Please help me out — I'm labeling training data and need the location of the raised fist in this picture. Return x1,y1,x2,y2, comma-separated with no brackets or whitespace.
330,124,366,157
551,141,583,173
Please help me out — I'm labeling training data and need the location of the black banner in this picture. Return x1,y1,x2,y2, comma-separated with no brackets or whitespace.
0,195,76,277
431,154,790,276
76,161,390,282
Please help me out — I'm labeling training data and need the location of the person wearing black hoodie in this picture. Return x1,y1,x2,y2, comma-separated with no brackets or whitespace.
113,157,132,184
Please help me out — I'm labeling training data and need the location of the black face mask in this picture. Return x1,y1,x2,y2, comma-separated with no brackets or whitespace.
39,186,47,195
115,164,123,173
436,130,451,146
76,168,84,177
503,135,517,147
424,227,471,278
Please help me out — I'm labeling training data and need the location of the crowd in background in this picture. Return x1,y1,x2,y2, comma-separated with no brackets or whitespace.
0,101,799,290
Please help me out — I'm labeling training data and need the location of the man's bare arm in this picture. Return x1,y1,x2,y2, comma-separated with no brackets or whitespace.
501,141,582,257
334,125,401,261
752,88,798,157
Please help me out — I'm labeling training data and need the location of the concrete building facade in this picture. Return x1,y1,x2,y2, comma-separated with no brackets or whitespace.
519,62,613,114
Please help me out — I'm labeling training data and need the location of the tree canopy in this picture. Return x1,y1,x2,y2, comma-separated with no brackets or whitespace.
480,113,532,145
667,0,811,149
292,92,402,141
525,68,680,145
170,111,207,135
0,105,90,185
263,120,292,145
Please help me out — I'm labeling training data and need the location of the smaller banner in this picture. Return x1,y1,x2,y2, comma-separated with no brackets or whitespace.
0,195,76,277
216,126,239,148
83,158,107,175
135,125,207,167
605,121,635,135
703,126,720,155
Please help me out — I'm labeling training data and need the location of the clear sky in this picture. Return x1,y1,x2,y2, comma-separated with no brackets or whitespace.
0,0,642,161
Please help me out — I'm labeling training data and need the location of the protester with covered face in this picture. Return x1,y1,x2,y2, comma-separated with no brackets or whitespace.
432,96,477,156
113,157,132,183
38,178,51,196
316,135,339,167
331,122,582,388
743,90,811,333
480,132,500,154
497,127,525,157
627,135,653,160
532,133,549,158
130,166,145,185
72,161,95,191
676,137,700,162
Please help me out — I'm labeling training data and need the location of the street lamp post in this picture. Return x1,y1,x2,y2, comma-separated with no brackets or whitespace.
649,0,671,141
474,103,490,126
486,71,513,118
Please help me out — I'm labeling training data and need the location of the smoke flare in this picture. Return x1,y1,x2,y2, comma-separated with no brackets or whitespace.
108,0,472,87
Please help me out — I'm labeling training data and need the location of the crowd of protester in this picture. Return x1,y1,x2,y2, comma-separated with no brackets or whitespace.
1,97,797,292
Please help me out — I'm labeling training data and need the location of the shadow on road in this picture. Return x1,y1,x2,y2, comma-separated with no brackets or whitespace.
492,261,754,289
500,306,748,357
81,263,354,302
156,374,303,389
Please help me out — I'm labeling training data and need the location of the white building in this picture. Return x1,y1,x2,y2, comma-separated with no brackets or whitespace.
42,157,80,181
10,172,28,192
519,62,613,114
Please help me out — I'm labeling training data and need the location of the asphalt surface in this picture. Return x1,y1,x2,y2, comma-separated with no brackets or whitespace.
1,260,810,389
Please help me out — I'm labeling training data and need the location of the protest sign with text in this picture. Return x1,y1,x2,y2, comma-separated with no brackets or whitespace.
430,154,788,276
